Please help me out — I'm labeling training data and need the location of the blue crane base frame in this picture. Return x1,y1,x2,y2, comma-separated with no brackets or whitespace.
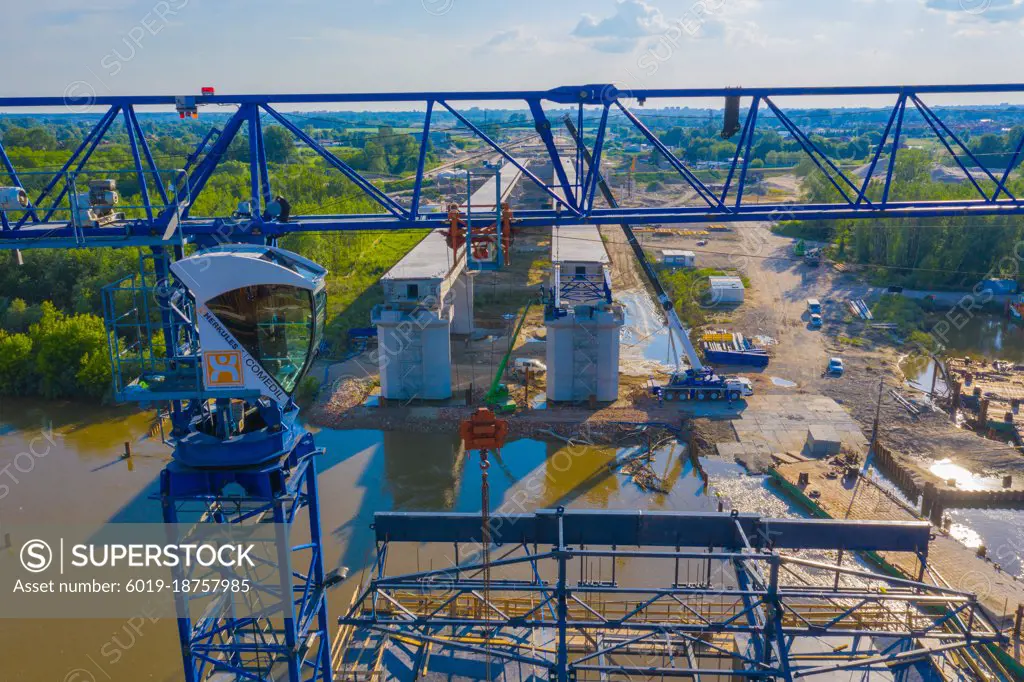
159,432,333,682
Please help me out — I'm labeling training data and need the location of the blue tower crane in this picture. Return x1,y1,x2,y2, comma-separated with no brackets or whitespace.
104,245,334,681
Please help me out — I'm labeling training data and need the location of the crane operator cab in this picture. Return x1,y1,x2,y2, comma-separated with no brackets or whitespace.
173,245,326,404
159,245,326,467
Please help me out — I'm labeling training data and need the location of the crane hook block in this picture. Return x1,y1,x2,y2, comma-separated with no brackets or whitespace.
721,93,741,139
460,408,509,451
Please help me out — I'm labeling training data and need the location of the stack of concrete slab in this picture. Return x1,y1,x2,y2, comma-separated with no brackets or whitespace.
727,394,868,456
805,424,842,457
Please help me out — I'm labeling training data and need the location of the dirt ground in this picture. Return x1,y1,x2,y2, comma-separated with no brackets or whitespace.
649,223,1024,476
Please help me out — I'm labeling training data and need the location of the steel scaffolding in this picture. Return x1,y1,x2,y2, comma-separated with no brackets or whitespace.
161,434,334,682
336,509,1007,681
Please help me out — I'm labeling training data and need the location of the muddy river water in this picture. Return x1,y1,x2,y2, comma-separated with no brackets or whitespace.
0,399,795,681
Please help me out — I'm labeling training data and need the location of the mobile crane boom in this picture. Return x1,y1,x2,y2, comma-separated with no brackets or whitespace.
562,115,702,371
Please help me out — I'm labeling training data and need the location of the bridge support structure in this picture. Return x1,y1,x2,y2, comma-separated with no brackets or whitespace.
336,509,1005,681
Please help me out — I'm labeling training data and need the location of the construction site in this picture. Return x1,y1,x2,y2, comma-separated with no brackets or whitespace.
4,79,1024,682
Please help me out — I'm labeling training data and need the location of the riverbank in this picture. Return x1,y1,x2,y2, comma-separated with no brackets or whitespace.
769,459,1024,674
306,374,741,449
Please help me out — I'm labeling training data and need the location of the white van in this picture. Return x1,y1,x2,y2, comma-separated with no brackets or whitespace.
513,358,547,374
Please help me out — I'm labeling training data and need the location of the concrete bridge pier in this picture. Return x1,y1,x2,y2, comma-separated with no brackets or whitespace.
544,223,623,404
450,269,475,335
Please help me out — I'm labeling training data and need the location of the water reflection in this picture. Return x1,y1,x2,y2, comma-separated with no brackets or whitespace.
928,458,1004,492
381,431,464,509
945,507,1024,577
940,316,1024,362
617,289,674,372
901,354,947,395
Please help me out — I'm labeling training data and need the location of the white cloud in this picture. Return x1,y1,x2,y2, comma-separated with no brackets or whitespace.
572,0,669,52
923,0,1024,23
571,0,767,53
475,28,540,54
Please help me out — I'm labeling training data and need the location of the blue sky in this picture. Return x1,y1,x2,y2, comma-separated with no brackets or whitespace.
10,0,1024,105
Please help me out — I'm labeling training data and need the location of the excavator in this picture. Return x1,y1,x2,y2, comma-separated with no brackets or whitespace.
483,299,537,413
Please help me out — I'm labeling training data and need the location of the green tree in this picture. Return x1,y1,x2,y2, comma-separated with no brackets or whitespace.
660,126,685,147
3,126,58,151
263,125,296,164
0,332,34,395
2,298,42,333
30,302,110,400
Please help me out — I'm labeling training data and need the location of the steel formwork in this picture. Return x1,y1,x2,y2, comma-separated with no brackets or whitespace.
3,83,1024,250
336,509,1007,681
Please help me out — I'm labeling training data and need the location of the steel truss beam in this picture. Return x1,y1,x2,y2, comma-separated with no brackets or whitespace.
2,82,1024,250
336,510,1004,681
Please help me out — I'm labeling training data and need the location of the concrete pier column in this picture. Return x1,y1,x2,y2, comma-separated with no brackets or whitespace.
545,303,624,403
450,270,475,335
372,306,453,400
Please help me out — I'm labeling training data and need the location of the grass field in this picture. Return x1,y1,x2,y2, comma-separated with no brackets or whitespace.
326,231,429,350
282,230,430,353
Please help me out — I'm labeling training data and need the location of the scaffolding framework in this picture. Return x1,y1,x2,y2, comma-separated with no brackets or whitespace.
336,509,1006,681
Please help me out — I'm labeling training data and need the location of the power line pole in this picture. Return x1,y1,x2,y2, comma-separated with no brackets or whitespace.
870,377,884,452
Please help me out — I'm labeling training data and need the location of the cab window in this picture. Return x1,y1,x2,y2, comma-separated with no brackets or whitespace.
206,284,315,394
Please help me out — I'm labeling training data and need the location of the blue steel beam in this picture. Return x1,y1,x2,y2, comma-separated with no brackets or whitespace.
527,99,578,212
719,96,759,206
856,97,903,205
261,104,406,218
123,106,154,222
911,94,1012,200
0,82,1023,251
409,101,433,218
0,141,39,225
581,103,610,213
763,97,867,206
440,100,578,214
18,105,120,228
372,509,933,553
4,81,1024,109
126,106,171,206
615,101,723,208
881,95,908,205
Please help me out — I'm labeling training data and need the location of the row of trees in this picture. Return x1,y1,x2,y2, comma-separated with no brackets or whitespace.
0,302,110,400
790,147,1024,289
